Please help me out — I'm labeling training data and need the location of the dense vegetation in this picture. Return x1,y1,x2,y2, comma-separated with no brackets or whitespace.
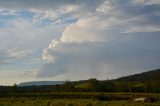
0,69,160,93
0,93,160,106
0,69,160,105
0,98,159,106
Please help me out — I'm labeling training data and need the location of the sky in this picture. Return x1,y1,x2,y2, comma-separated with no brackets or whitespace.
0,0,160,85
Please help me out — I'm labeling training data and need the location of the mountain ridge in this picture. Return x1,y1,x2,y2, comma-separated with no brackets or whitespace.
114,69,160,82
19,81,64,86
18,69,160,86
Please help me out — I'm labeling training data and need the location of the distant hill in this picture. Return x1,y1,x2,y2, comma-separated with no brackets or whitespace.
114,69,160,82
19,81,64,86
18,69,160,86
2,69,160,93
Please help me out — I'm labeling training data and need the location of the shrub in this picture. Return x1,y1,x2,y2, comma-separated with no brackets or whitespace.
67,103,74,106
86,103,93,106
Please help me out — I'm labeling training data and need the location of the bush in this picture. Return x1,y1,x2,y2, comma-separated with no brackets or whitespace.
86,103,93,106
67,103,74,106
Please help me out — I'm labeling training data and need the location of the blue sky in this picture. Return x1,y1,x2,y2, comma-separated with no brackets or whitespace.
0,0,160,85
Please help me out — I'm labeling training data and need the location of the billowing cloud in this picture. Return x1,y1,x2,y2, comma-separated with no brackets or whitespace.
60,17,109,42
37,35,160,79
34,0,160,80
0,0,160,84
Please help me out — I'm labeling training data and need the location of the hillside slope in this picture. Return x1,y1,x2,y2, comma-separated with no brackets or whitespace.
115,69,160,82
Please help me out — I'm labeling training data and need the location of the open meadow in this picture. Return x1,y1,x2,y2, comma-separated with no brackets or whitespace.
0,93,160,106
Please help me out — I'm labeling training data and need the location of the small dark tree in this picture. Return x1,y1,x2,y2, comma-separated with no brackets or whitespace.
145,81,152,93
10,83,18,93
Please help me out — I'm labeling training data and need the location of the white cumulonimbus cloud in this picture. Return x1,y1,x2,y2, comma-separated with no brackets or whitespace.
0,0,160,82
36,0,160,80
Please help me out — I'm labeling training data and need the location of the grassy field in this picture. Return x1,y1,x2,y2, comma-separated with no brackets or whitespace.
0,93,160,106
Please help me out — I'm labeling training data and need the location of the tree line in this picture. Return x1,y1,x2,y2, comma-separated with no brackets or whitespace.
0,78,160,94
